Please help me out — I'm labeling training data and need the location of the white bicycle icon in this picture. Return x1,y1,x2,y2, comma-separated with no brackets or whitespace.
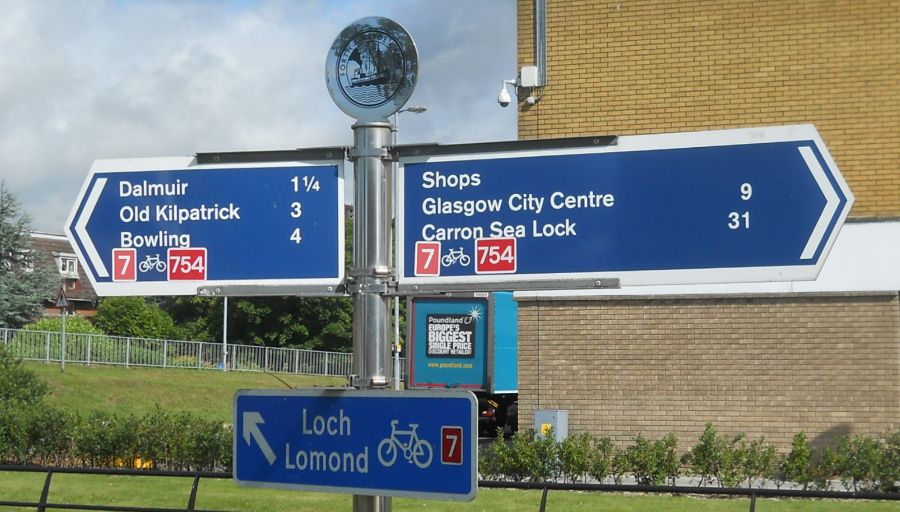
441,247,471,267
377,420,433,469
138,254,167,273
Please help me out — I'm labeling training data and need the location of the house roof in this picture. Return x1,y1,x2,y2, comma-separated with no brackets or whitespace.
29,232,98,303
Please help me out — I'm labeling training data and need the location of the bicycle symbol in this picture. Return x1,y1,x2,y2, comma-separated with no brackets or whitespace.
138,254,167,273
441,247,471,268
377,420,433,469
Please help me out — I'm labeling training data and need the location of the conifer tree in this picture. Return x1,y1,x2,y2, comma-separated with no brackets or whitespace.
0,182,57,327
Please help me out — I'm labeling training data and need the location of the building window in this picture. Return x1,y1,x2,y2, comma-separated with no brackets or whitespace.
59,257,78,277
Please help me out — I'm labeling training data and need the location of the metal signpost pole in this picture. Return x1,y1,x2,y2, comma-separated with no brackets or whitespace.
391,113,400,392
350,121,394,512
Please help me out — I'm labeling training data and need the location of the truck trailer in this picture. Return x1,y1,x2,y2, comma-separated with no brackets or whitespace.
406,292,518,436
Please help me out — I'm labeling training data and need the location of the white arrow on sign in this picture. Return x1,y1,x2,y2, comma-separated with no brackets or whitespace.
243,411,276,465
798,145,840,260
74,177,109,277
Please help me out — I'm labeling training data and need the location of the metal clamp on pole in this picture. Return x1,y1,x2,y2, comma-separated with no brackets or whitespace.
348,146,392,160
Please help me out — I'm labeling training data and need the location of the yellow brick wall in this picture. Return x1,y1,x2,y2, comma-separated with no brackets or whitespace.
517,293,900,450
518,0,900,217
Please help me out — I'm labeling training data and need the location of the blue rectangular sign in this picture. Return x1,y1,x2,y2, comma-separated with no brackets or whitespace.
234,389,478,500
66,158,344,296
398,125,854,289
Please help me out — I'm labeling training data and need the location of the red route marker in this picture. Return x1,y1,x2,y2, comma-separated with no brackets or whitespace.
112,248,137,281
475,238,516,274
415,241,441,276
167,248,207,281
441,426,464,465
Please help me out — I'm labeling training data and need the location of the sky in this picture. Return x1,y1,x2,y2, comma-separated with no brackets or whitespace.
0,0,518,233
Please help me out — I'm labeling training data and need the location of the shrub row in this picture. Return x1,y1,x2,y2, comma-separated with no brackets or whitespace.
480,423,900,492
0,404,231,471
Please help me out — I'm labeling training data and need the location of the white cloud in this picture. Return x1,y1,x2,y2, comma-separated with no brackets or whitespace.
0,0,516,232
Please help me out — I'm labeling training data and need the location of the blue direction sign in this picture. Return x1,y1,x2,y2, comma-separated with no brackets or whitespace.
398,125,854,289
234,389,477,500
65,157,344,296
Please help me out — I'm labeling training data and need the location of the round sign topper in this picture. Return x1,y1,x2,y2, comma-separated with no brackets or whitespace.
326,17,419,122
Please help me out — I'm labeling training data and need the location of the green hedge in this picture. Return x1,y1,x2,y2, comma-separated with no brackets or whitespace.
2,405,897,490
0,404,231,471
480,423,900,493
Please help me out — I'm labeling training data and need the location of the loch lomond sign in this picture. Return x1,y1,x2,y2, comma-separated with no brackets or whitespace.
234,389,477,500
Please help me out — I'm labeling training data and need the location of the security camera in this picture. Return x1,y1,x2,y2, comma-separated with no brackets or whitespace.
498,83,512,108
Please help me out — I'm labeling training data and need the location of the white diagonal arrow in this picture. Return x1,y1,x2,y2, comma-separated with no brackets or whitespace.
75,177,109,277
243,411,276,465
798,146,840,260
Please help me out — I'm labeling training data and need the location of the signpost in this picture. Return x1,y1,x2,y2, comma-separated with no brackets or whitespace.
56,286,69,372
325,16,420,512
234,389,477,500
63,13,856,511
398,124,854,291
65,158,344,296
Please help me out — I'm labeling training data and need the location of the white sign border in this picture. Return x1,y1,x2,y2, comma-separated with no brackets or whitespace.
65,157,346,297
233,388,479,501
397,124,854,289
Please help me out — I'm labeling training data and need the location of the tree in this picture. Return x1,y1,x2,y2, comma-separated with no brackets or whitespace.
160,214,355,351
23,316,105,335
162,295,353,351
0,182,58,328
92,296,179,339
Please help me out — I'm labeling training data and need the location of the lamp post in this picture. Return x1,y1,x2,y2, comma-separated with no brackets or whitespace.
222,296,228,371
392,105,426,391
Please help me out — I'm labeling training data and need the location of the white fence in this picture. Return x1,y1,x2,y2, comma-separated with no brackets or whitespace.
0,327,362,377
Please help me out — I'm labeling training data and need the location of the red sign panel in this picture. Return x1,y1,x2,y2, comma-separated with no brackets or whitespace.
475,238,516,274
415,241,441,276
441,426,464,465
167,248,207,281
112,248,137,281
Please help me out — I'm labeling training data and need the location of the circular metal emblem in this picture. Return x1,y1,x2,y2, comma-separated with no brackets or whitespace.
326,17,418,121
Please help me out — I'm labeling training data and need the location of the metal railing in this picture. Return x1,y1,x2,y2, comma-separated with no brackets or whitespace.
481,480,900,512
0,465,231,512
0,327,375,378
1,465,897,512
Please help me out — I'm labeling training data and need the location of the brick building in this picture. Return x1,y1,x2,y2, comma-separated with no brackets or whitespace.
512,0,899,449
30,232,99,317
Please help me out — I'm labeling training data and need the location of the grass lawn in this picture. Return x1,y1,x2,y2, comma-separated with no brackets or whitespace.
1,471,897,512
24,362,345,423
